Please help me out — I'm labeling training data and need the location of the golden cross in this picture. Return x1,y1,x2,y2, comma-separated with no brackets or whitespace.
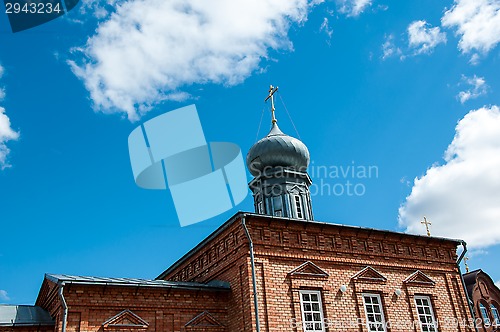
464,256,470,273
421,216,432,237
264,85,279,124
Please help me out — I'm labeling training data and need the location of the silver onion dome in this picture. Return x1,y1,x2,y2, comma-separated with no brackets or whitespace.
246,122,310,177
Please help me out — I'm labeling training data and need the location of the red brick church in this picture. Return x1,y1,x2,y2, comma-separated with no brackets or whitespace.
1,91,476,332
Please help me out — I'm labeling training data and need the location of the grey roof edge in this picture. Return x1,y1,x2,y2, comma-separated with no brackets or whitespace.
0,323,55,327
156,211,464,280
0,305,54,327
0,322,55,327
44,274,230,291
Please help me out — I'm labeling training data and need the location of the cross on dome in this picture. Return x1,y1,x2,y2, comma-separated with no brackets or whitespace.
265,85,279,124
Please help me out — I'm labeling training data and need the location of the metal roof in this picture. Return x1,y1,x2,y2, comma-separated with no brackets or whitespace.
0,305,54,326
247,122,310,176
45,274,230,291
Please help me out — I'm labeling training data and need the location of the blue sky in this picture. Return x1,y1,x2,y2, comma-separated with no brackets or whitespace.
1,0,500,304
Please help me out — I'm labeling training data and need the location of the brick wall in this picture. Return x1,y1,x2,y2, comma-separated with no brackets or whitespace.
162,213,475,332
20,212,474,332
160,216,256,331
35,280,229,332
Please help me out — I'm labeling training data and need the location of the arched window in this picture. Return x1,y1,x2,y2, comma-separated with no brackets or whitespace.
479,302,491,326
490,304,500,326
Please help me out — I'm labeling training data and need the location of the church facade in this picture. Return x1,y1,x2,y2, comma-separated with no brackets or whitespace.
463,269,500,332
0,91,476,332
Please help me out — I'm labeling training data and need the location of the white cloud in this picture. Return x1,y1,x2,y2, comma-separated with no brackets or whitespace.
442,0,500,57
469,53,480,66
0,65,4,101
399,106,500,249
69,0,321,121
468,248,488,257
320,17,333,43
457,75,488,104
0,290,9,302
496,281,500,289
78,0,118,19
0,66,20,170
338,0,372,17
408,20,447,55
381,34,402,60
0,107,19,170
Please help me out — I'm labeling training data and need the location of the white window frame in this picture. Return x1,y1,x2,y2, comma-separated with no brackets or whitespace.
480,302,491,326
490,304,500,326
257,201,263,214
414,295,437,332
299,290,325,332
362,293,387,332
294,195,303,219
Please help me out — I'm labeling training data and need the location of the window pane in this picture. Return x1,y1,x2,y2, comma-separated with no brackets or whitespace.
480,303,491,325
364,294,386,332
491,305,500,324
300,291,324,332
415,296,437,332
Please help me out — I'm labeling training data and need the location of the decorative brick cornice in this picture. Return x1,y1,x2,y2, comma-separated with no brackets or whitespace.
247,217,458,266
160,213,460,285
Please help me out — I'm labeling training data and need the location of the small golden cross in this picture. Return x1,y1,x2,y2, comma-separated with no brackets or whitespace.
264,85,279,124
464,256,470,273
421,216,432,237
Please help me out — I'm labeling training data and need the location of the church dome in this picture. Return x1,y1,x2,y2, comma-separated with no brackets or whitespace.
247,122,310,176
